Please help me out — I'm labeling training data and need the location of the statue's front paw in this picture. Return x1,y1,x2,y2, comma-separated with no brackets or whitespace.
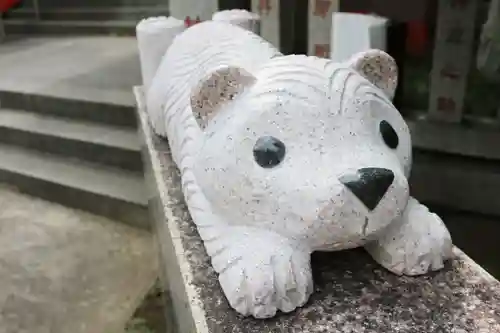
396,210,452,276
213,229,313,318
366,198,453,276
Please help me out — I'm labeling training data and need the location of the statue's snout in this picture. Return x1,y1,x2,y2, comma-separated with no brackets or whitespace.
339,168,394,210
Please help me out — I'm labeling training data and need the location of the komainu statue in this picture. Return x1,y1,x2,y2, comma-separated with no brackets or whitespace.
146,21,453,319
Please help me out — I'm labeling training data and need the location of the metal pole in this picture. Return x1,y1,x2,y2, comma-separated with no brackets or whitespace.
0,15,5,42
33,0,40,20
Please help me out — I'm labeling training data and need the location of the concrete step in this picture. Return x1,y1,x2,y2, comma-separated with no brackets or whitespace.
408,118,500,161
3,19,137,36
10,6,170,21
411,149,500,218
0,90,137,128
0,108,143,172
0,185,157,333
0,144,149,229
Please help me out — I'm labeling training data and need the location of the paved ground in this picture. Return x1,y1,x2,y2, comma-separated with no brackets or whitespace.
0,185,157,333
0,36,141,105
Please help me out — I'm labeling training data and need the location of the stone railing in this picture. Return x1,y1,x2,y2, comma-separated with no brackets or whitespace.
135,8,500,332
136,86,500,332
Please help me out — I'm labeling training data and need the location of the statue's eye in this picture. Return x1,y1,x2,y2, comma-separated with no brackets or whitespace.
379,120,399,149
253,136,286,168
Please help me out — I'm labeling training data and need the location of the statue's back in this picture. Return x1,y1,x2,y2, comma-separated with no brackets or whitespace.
146,21,280,165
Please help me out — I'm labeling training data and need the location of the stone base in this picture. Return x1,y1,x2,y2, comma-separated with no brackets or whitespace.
135,86,500,333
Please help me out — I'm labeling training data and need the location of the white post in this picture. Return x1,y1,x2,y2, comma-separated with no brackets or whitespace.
330,12,388,63
212,9,261,35
427,0,478,123
33,0,40,20
308,0,339,58
251,0,280,49
136,17,186,94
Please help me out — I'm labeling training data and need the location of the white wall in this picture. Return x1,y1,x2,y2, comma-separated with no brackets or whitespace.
169,0,218,21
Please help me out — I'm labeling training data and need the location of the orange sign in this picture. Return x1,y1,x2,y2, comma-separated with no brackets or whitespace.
313,0,332,18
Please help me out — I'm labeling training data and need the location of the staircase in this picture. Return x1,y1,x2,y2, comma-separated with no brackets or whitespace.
0,90,149,229
0,17,161,332
2,1,169,36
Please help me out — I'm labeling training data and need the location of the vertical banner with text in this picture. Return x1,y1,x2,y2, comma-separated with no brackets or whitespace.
252,0,280,49
428,0,478,123
308,0,339,58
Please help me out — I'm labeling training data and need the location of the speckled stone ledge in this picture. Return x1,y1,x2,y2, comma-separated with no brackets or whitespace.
135,86,500,333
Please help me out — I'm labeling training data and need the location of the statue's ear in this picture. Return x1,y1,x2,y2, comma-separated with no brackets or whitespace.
190,66,256,129
345,49,398,99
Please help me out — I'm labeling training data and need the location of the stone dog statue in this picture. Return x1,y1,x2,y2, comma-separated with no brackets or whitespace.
147,21,453,319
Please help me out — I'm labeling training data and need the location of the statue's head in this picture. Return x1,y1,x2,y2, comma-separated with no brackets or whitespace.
190,49,411,250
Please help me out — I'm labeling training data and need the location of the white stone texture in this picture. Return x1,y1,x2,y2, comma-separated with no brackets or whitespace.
142,21,453,319
331,12,388,63
212,9,261,35
136,16,185,95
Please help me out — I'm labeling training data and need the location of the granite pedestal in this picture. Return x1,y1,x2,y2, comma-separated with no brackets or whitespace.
135,86,500,333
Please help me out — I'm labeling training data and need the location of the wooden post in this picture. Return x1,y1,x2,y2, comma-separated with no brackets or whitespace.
427,0,478,123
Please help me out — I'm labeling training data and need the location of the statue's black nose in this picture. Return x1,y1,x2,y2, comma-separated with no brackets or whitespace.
339,168,394,210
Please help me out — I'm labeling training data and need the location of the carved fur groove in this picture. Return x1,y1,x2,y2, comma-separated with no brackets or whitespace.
145,21,452,319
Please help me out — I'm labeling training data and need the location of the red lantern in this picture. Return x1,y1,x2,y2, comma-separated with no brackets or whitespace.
0,0,21,13
406,20,428,57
